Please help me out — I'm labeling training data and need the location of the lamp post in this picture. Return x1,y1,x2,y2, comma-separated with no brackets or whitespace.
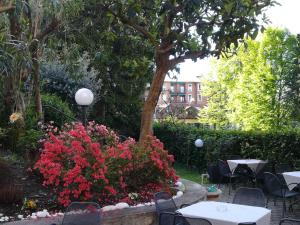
186,138,204,169
75,88,94,126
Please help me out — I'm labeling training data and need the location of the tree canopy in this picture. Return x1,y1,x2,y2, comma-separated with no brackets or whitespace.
200,28,300,131
96,0,276,142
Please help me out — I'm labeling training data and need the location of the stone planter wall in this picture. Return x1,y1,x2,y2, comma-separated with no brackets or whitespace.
4,179,207,225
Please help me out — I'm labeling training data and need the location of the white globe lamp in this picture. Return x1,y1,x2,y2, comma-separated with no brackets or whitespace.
75,88,94,106
75,88,94,126
194,138,204,148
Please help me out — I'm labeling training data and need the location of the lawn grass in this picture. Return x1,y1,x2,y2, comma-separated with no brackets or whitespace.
174,163,207,184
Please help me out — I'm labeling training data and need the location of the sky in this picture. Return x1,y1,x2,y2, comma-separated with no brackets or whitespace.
168,0,300,82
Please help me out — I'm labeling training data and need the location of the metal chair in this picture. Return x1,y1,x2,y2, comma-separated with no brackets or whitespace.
61,202,101,225
174,214,212,225
159,212,176,225
154,192,189,215
280,218,300,224
232,187,267,207
263,172,299,217
207,163,221,183
217,159,240,195
234,164,256,186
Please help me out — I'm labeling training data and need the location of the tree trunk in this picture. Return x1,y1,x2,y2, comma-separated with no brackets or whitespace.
1,10,23,120
139,55,169,143
30,40,43,120
3,76,15,116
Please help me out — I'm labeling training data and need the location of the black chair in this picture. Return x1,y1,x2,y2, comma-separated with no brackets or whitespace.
280,218,300,225
234,164,256,186
217,159,240,195
263,172,299,216
207,163,221,183
61,202,101,225
154,192,188,215
275,163,294,186
159,212,176,225
256,162,272,185
232,187,267,207
175,214,212,225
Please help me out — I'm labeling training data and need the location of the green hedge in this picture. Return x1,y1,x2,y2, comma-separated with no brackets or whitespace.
154,121,300,171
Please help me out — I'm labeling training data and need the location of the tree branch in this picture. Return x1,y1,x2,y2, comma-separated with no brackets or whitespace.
157,43,174,54
170,50,217,68
100,4,158,46
36,18,60,40
0,1,14,14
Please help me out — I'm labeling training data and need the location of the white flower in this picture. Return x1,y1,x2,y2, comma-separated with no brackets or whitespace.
128,192,139,200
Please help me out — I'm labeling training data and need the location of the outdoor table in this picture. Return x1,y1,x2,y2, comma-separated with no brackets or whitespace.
177,201,271,225
282,171,300,190
227,159,267,174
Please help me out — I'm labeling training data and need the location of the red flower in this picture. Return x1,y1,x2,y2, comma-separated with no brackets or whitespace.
35,122,178,206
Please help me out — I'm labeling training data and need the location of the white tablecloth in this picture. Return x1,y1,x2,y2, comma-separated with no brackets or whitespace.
177,201,271,225
282,171,300,190
227,159,267,173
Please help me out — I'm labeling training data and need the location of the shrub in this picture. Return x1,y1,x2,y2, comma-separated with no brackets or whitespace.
41,58,101,109
35,122,177,206
41,94,75,126
154,121,300,171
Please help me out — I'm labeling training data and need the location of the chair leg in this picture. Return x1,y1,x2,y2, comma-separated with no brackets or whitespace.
229,177,231,195
282,197,287,218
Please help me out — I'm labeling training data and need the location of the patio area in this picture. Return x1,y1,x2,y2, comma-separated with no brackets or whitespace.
215,184,300,224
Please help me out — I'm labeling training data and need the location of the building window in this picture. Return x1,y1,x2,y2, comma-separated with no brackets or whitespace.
170,85,175,92
180,96,185,102
188,94,192,102
198,94,202,101
197,83,201,90
180,85,185,93
188,84,192,92
163,85,166,91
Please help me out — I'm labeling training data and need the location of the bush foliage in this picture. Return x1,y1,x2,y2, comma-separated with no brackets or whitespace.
154,121,300,171
41,94,75,126
35,122,177,206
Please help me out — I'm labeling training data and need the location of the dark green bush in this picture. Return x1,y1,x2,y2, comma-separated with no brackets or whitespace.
41,93,75,126
154,121,300,172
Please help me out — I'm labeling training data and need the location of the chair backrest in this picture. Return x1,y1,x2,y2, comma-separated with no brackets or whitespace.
207,163,221,183
159,212,175,225
175,214,212,225
232,187,267,207
263,172,283,195
235,164,255,177
280,218,300,225
217,159,231,175
154,192,178,214
62,202,101,225
238,223,256,225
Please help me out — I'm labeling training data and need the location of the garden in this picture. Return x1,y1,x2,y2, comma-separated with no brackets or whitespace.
0,0,300,225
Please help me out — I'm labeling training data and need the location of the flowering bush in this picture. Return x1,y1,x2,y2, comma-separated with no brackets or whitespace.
35,122,177,206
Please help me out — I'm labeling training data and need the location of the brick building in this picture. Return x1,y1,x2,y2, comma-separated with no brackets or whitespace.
155,77,207,119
